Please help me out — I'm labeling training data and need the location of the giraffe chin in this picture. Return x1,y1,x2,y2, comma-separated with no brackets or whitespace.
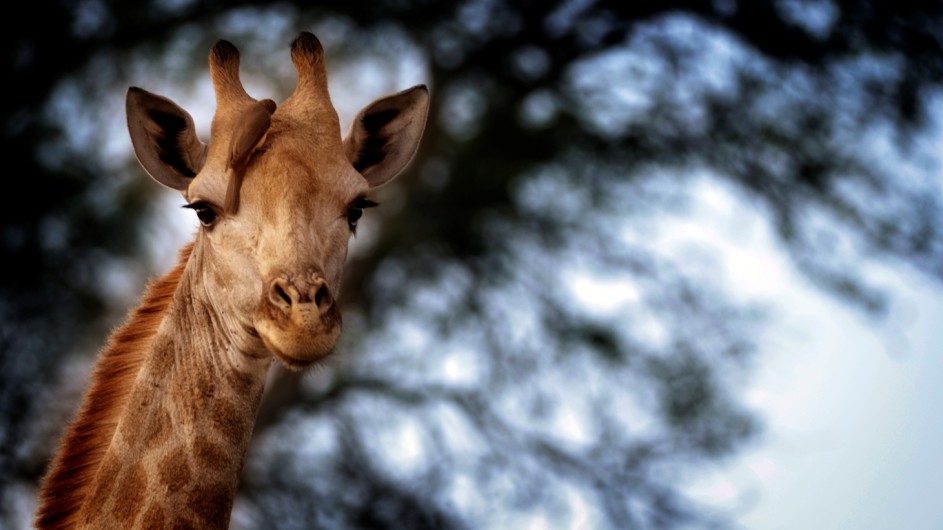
258,326,341,370
255,306,343,371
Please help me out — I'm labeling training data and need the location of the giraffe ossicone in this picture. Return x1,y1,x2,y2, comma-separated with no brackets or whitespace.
36,32,429,529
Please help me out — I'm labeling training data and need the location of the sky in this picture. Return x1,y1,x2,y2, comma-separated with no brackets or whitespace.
671,176,943,530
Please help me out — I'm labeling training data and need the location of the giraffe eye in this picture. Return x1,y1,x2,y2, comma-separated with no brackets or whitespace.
347,197,378,233
347,207,363,231
183,202,218,227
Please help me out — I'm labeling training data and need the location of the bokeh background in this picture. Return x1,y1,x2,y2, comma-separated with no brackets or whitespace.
2,1,942,528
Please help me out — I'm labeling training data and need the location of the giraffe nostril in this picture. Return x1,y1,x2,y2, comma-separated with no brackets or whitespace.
274,283,292,306
267,275,333,315
314,281,332,313
269,278,295,310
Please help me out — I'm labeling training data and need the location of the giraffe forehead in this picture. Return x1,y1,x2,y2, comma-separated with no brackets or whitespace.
243,137,367,209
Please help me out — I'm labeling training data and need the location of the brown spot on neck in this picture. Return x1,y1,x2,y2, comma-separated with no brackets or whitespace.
158,446,193,493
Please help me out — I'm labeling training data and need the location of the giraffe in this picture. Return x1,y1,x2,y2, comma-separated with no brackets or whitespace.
35,32,429,529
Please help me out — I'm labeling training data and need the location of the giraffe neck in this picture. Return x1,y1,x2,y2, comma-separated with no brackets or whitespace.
39,241,272,529
82,244,270,528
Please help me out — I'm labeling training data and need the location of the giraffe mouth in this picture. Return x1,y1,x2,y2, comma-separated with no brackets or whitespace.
255,301,342,370
269,345,334,370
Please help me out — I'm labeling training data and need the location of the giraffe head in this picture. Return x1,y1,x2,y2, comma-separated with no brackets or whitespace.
126,32,429,369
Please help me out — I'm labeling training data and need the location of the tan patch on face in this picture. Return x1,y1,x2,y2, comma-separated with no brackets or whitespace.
158,446,193,493
113,460,147,526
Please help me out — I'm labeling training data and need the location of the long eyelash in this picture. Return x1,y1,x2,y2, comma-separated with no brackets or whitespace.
354,198,379,209
182,201,211,210
348,198,377,237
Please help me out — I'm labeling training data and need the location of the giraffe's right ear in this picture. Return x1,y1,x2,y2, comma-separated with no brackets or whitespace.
126,87,207,191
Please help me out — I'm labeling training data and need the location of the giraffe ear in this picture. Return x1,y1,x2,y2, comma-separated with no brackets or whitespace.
343,85,430,188
126,87,208,191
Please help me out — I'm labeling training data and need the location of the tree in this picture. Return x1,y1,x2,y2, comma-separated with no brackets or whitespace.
2,1,941,527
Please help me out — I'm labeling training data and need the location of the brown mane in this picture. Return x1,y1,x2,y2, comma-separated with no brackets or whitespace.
35,242,193,529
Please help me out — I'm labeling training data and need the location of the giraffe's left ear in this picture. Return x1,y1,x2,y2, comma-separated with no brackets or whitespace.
126,87,208,191
343,85,430,188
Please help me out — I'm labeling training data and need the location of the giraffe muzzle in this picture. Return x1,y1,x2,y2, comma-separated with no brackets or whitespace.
254,272,342,369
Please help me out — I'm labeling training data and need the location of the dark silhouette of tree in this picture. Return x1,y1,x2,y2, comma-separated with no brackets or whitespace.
2,1,941,528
